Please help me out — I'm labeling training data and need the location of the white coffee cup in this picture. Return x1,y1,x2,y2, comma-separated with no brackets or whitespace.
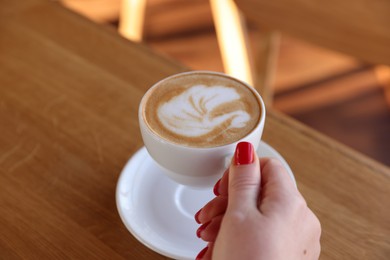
139,71,266,188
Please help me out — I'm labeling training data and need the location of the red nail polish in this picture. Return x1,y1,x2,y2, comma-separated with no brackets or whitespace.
196,246,208,260
213,179,221,196
194,209,202,224
196,221,210,238
234,142,254,165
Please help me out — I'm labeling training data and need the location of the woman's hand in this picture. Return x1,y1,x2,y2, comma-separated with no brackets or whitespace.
195,142,321,260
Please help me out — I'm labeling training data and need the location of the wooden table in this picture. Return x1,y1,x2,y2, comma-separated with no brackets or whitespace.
1,1,389,259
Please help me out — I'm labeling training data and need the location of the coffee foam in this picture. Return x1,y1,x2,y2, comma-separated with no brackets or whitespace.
143,73,261,148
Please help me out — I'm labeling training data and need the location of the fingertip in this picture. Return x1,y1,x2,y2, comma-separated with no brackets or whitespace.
218,168,229,196
213,179,221,196
196,215,223,242
196,221,211,238
194,208,202,224
234,142,254,165
196,246,208,260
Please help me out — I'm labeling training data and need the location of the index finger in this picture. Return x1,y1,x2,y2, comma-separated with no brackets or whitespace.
258,158,301,213
260,158,296,190
214,168,229,197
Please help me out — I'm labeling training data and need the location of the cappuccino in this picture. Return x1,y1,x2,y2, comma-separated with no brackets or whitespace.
142,72,261,148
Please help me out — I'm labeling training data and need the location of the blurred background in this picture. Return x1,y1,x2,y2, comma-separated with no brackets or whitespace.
60,0,389,165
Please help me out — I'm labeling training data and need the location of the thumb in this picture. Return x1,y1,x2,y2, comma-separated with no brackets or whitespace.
227,142,260,213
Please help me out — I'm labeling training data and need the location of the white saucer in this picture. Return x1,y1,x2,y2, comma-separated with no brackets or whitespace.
116,141,295,260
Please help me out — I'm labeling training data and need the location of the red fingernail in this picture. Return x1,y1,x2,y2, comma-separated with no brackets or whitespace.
194,209,202,224
234,142,254,165
196,221,210,238
213,179,221,196
196,246,208,260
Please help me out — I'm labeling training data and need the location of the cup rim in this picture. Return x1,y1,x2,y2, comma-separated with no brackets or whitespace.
139,70,266,150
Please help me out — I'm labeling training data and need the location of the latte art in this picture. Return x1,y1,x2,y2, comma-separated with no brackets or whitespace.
142,72,261,147
158,85,251,138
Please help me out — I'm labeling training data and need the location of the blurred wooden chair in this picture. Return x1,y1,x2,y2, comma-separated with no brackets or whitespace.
119,0,390,106
119,0,267,100
233,0,390,105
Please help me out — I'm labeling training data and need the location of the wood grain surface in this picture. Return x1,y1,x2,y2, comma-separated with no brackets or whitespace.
0,1,389,259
